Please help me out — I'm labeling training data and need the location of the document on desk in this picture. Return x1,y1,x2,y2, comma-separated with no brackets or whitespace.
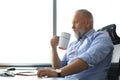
0,67,37,76
13,70,37,76
6,67,37,76
15,70,37,76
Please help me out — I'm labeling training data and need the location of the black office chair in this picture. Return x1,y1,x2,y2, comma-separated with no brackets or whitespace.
98,24,120,80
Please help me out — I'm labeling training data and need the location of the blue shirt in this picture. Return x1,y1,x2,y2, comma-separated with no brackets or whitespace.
61,29,114,80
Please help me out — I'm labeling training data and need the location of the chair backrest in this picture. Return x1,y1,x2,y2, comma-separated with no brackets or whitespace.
98,24,120,45
98,24,120,80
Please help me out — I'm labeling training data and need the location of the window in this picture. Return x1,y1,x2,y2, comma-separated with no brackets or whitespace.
0,0,120,65
0,0,53,64
57,0,120,58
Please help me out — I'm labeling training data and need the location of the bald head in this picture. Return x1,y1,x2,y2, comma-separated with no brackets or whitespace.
76,9,93,29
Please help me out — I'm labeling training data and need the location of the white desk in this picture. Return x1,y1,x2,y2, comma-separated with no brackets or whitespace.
0,67,78,80
0,76,78,80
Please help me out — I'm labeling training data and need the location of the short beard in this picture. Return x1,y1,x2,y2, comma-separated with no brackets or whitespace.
74,27,85,40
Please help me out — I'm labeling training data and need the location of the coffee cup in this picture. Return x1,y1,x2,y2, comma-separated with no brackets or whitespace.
58,32,71,50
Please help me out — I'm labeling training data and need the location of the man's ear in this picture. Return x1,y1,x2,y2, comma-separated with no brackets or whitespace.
86,19,92,29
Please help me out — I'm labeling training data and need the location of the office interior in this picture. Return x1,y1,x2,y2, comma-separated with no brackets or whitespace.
0,0,119,80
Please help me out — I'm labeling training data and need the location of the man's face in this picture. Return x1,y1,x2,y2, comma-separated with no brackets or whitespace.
72,12,87,39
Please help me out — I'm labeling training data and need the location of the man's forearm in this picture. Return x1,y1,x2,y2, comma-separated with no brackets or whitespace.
52,48,61,69
60,58,88,77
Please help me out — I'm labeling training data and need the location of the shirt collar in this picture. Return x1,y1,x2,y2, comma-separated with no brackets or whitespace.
78,29,96,41
84,29,96,38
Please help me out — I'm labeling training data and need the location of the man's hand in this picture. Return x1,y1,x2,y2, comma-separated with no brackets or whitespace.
37,68,57,77
50,36,59,49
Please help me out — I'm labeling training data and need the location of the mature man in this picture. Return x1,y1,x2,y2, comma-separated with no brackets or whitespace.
37,9,113,80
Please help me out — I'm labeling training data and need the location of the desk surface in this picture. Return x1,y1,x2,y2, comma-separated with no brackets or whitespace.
0,67,78,80
0,76,78,80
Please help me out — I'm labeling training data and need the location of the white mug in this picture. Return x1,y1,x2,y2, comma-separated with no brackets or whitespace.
58,32,71,50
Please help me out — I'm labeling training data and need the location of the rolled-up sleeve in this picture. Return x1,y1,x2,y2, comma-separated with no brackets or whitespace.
78,33,114,67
